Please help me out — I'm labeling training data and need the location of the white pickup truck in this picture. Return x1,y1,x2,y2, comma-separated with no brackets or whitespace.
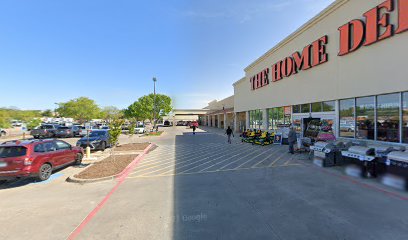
135,124,146,134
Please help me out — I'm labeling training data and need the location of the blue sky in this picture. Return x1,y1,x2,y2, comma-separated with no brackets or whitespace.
0,0,334,110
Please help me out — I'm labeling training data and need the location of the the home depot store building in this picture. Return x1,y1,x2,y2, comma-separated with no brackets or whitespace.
231,0,408,144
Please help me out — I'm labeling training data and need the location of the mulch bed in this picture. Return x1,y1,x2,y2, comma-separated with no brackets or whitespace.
74,154,137,179
115,143,151,151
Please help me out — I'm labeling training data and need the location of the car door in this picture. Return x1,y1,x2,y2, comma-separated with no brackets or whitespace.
55,140,75,165
104,131,110,147
43,141,62,167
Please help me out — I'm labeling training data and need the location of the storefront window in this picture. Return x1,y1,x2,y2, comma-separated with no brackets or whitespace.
356,96,375,140
323,101,335,112
403,92,408,143
312,102,322,112
268,107,286,131
249,110,262,129
301,104,310,113
293,105,300,114
376,94,400,142
339,98,355,138
268,108,274,130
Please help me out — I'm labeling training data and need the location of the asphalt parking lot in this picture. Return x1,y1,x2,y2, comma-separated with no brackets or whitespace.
1,127,408,240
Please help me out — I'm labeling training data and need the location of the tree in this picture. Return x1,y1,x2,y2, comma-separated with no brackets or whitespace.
56,97,100,123
108,118,124,147
0,111,11,129
126,94,172,124
124,101,144,121
99,106,122,122
41,109,53,117
128,120,136,136
108,117,124,160
27,118,42,130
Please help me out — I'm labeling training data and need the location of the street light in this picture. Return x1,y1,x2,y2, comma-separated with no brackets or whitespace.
153,77,157,130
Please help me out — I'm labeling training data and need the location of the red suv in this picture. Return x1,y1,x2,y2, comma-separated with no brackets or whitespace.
0,139,83,181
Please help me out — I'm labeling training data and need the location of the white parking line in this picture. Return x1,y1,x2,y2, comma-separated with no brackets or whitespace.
131,145,228,175
167,144,254,174
128,163,302,179
198,146,264,172
139,149,232,176
267,151,288,167
250,148,282,167
230,147,276,170
133,145,227,170
177,148,251,174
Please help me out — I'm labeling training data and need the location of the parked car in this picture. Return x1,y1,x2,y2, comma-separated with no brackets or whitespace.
11,120,23,127
0,139,83,181
121,124,130,131
30,124,61,139
78,126,99,137
0,128,7,137
76,130,111,150
340,123,355,132
164,120,171,127
55,126,80,138
135,124,146,134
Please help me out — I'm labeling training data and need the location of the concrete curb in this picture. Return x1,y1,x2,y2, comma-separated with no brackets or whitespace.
66,143,155,184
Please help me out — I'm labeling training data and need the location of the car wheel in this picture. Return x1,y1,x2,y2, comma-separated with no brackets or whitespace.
100,141,106,151
75,153,83,165
38,163,52,181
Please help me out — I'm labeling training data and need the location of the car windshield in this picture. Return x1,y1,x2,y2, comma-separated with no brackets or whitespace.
40,125,54,129
89,131,106,137
58,127,69,129
0,146,27,158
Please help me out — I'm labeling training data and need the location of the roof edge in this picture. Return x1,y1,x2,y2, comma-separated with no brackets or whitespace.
232,77,246,86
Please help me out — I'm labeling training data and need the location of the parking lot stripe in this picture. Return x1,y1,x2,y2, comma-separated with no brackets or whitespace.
177,149,250,174
217,147,267,170
250,148,282,168
230,147,276,170
160,146,251,175
131,145,226,172
198,146,264,172
128,163,302,179
139,149,231,176
131,145,229,176
267,151,288,167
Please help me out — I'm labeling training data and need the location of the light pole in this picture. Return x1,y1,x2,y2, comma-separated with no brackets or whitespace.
153,77,157,130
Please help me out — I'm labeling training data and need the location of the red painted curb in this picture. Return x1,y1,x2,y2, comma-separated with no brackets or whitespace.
67,143,155,240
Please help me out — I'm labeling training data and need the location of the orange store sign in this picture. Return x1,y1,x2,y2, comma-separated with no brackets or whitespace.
250,0,407,91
